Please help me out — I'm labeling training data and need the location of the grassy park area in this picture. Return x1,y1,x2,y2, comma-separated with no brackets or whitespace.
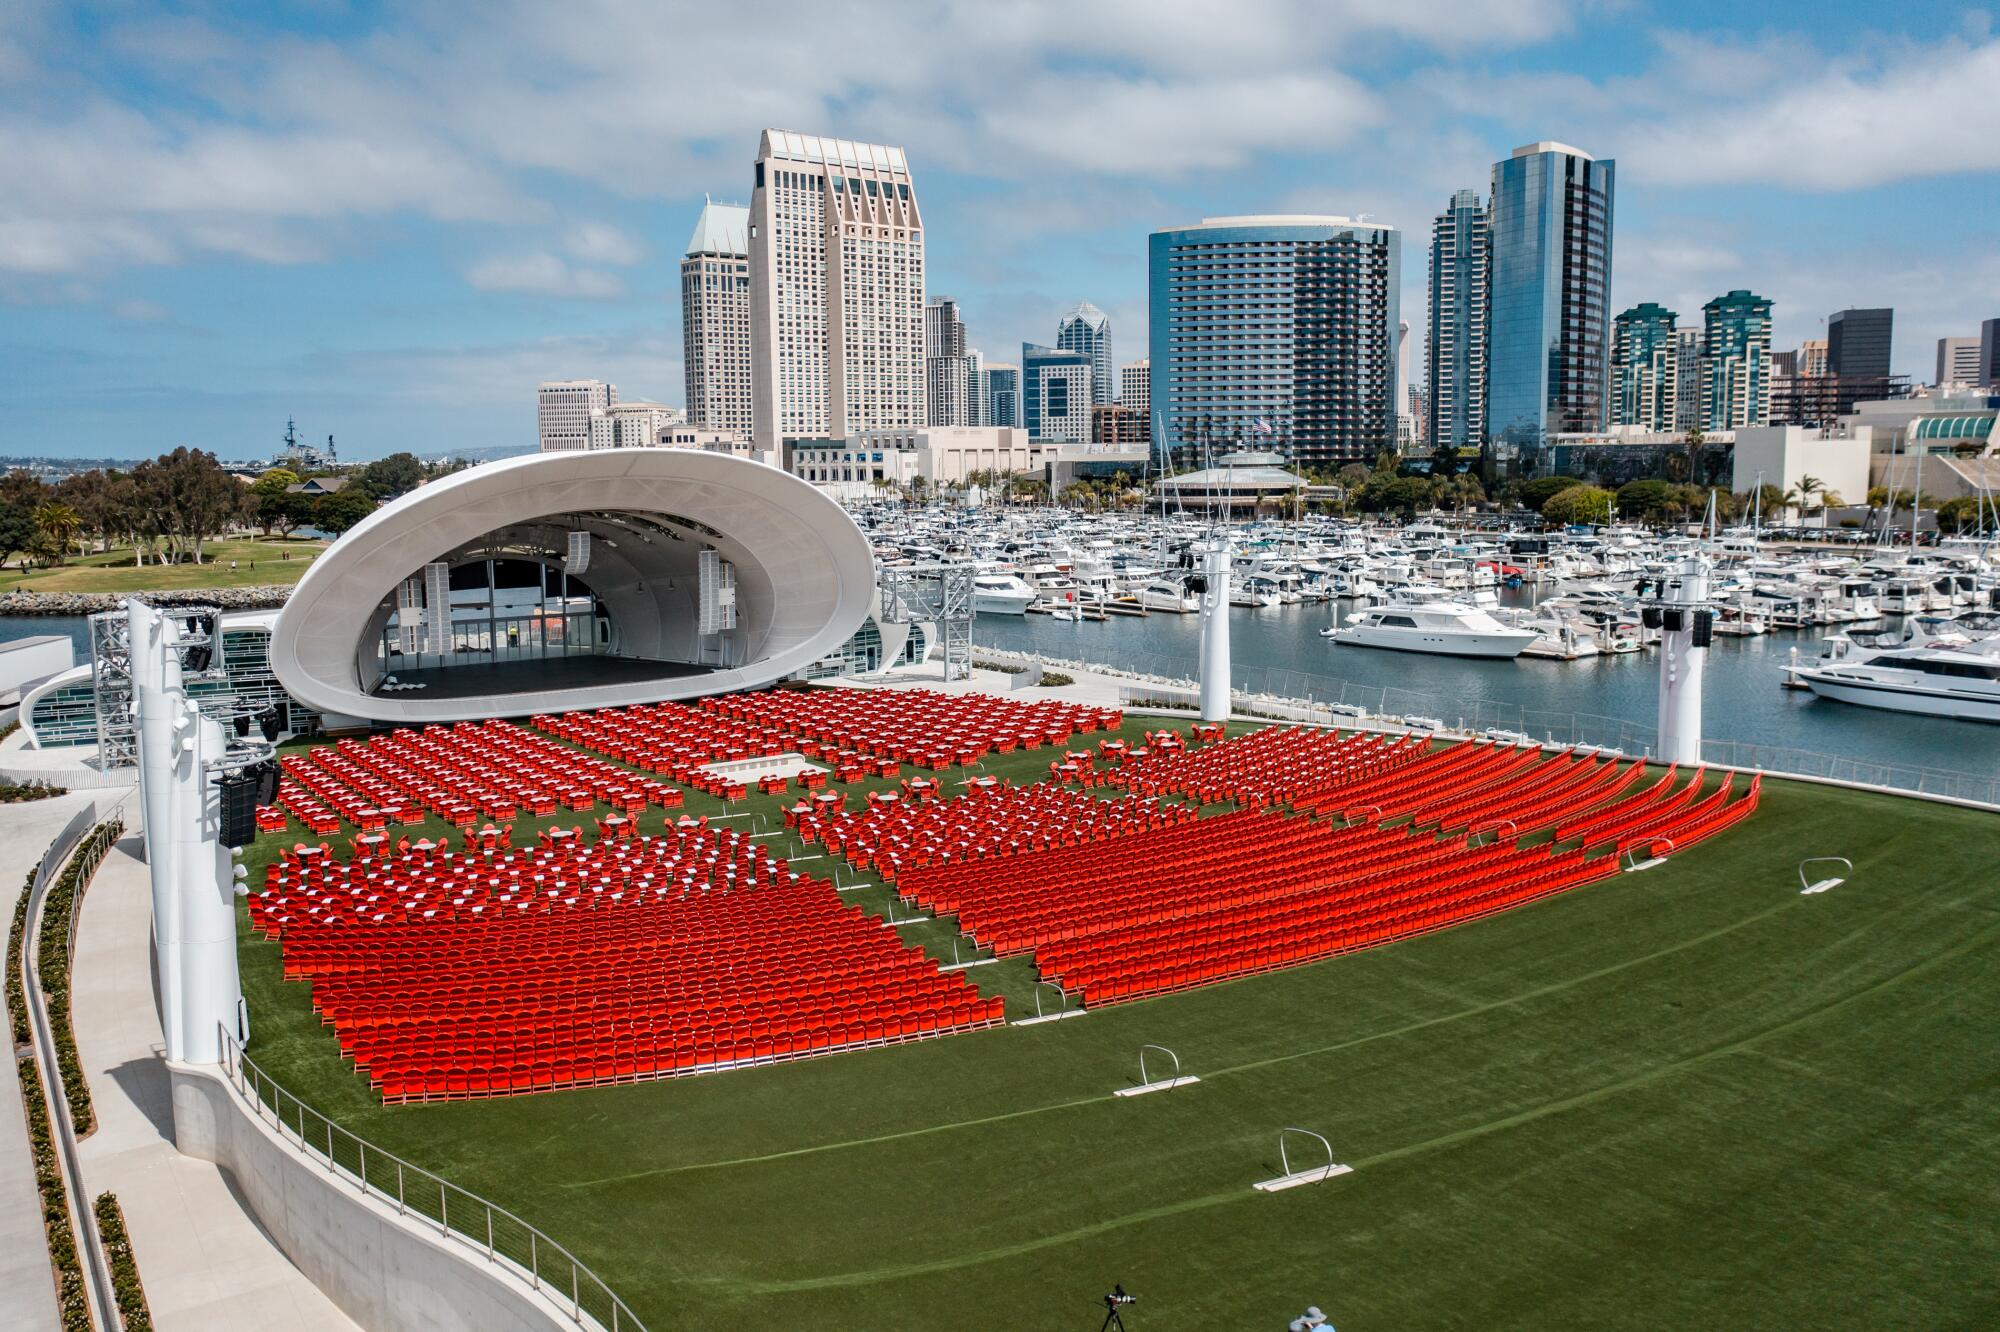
234,713,2000,1329
0,536,328,594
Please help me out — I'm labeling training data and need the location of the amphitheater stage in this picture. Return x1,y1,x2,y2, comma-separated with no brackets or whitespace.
372,655,713,702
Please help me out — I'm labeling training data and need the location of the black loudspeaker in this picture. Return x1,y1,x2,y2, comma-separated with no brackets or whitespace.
184,644,212,673
254,760,280,807
219,772,260,848
258,705,283,741
1662,608,1687,633
233,713,253,739
1691,610,1714,648
1641,606,1664,629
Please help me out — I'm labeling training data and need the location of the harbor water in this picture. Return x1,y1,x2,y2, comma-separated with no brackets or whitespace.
972,594,1999,781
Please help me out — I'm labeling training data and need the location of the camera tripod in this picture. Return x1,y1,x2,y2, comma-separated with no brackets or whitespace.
1099,1287,1135,1331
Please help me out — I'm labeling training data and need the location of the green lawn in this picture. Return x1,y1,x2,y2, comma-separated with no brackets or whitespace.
2,536,327,593
235,714,2000,1330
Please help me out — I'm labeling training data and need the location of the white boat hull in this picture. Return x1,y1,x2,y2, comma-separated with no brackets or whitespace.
1794,672,2000,723
972,592,1034,615
1328,626,1538,658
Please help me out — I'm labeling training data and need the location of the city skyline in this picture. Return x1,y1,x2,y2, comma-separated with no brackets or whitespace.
4,1,1999,459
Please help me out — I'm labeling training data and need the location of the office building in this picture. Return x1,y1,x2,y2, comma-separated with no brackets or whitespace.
1425,188,1489,449
1698,290,1773,430
1798,339,1828,378
538,380,615,452
1610,303,1678,432
1486,142,1615,469
1674,326,1702,431
964,348,989,427
1149,214,1400,470
1827,307,1893,380
588,401,681,450
925,297,973,427
1119,359,1149,412
1981,318,2000,387
1090,403,1147,447
1057,302,1114,405
984,362,1022,429
749,130,925,447
1937,336,1981,387
1021,343,1093,444
681,201,752,435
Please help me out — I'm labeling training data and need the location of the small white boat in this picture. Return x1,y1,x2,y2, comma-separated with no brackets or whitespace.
1325,600,1540,658
971,572,1036,616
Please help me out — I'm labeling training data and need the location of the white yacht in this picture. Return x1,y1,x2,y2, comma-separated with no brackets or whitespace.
1136,577,1199,613
1323,599,1540,658
1791,631,2000,722
971,572,1036,616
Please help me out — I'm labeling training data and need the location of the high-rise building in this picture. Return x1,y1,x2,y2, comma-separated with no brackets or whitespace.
1486,141,1615,468
1090,404,1147,446
963,348,989,427
1056,302,1113,405
984,362,1022,429
1021,343,1093,443
588,401,681,450
681,201,752,435
1425,188,1489,449
1981,318,2000,387
1119,359,1149,412
924,296,972,426
1936,335,1981,387
1799,339,1828,378
749,130,925,447
1827,307,1893,380
1698,289,1773,430
1610,303,1678,432
1673,326,1702,430
538,379,615,452
1149,214,1400,470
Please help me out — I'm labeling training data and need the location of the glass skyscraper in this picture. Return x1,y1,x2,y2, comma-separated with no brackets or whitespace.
1056,302,1113,405
1148,215,1400,471
1021,343,1092,443
1486,141,1615,471
1611,303,1678,432
1827,307,1893,380
1426,188,1489,449
1699,289,1773,430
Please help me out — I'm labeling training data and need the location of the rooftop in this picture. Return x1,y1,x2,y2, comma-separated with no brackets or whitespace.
759,129,909,174
1512,140,1596,161
684,200,748,257
1181,214,1393,233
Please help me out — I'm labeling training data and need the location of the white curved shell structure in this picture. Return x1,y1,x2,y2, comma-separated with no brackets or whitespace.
270,449,874,724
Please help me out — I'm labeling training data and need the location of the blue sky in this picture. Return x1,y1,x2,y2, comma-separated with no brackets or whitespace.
2,0,1996,461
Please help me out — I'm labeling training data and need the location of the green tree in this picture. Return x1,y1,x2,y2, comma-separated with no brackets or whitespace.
31,500,82,565
132,447,239,563
1934,496,1985,533
357,452,423,500
1520,474,1584,514
0,500,36,571
313,486,377,536
267,491,317,539
248,469,302,536
1542,484,1615,527
1615,478,1674,519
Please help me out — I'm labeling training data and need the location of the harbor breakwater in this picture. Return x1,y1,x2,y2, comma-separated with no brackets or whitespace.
0,586,294,617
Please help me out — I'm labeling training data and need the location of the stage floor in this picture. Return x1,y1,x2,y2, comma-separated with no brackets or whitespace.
374,655,712,701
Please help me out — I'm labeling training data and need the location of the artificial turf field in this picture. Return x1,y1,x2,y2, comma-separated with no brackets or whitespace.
235,706,2000,1330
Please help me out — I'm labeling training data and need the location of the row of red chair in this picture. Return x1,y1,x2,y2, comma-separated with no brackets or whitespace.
702,687,1121,768
1095,726,1425,808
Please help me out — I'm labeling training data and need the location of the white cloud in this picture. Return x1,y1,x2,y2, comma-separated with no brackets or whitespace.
564,222,646,265
1626,38,2000,190
465,252,625,299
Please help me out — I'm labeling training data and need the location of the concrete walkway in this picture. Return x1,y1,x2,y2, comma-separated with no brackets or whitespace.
72,831,356,1331
0,792,102,1332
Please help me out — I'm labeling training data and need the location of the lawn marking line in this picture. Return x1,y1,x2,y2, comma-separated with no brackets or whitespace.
559,898,1803,1190
673,918,2000,1297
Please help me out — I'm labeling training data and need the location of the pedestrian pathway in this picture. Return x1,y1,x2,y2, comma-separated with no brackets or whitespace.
71,830,356,1331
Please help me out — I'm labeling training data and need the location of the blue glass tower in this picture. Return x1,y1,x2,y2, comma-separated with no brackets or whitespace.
1486,142,1615,470
1426,188,1489,449
1148,215,1400,471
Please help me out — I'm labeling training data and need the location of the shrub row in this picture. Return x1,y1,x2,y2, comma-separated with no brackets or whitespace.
36,820,123,1138
94,1192,154,1330
5,833,92,1329
0,779,69,803
1037,671,1075,687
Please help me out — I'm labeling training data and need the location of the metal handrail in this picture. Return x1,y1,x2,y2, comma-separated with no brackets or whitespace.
217,1027,647,1332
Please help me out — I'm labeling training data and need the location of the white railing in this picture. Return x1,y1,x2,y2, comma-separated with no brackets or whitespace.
218,1031,647,1332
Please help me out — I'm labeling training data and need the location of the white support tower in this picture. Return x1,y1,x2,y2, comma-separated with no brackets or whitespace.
129,599,244,1066
1197,540,1232,722
1653,555,1710,765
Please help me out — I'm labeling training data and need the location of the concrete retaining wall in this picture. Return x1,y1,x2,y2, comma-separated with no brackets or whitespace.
168,1063,582,1332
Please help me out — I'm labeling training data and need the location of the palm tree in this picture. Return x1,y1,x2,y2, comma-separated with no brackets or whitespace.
32,499,82,566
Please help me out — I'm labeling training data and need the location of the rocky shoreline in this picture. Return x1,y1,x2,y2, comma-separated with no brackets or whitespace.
0,585,295,617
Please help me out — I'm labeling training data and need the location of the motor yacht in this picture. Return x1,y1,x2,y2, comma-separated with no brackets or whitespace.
1791,630,2000,722
971,572,1036,616
1323,599,1540,658
1136,577,1199,613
